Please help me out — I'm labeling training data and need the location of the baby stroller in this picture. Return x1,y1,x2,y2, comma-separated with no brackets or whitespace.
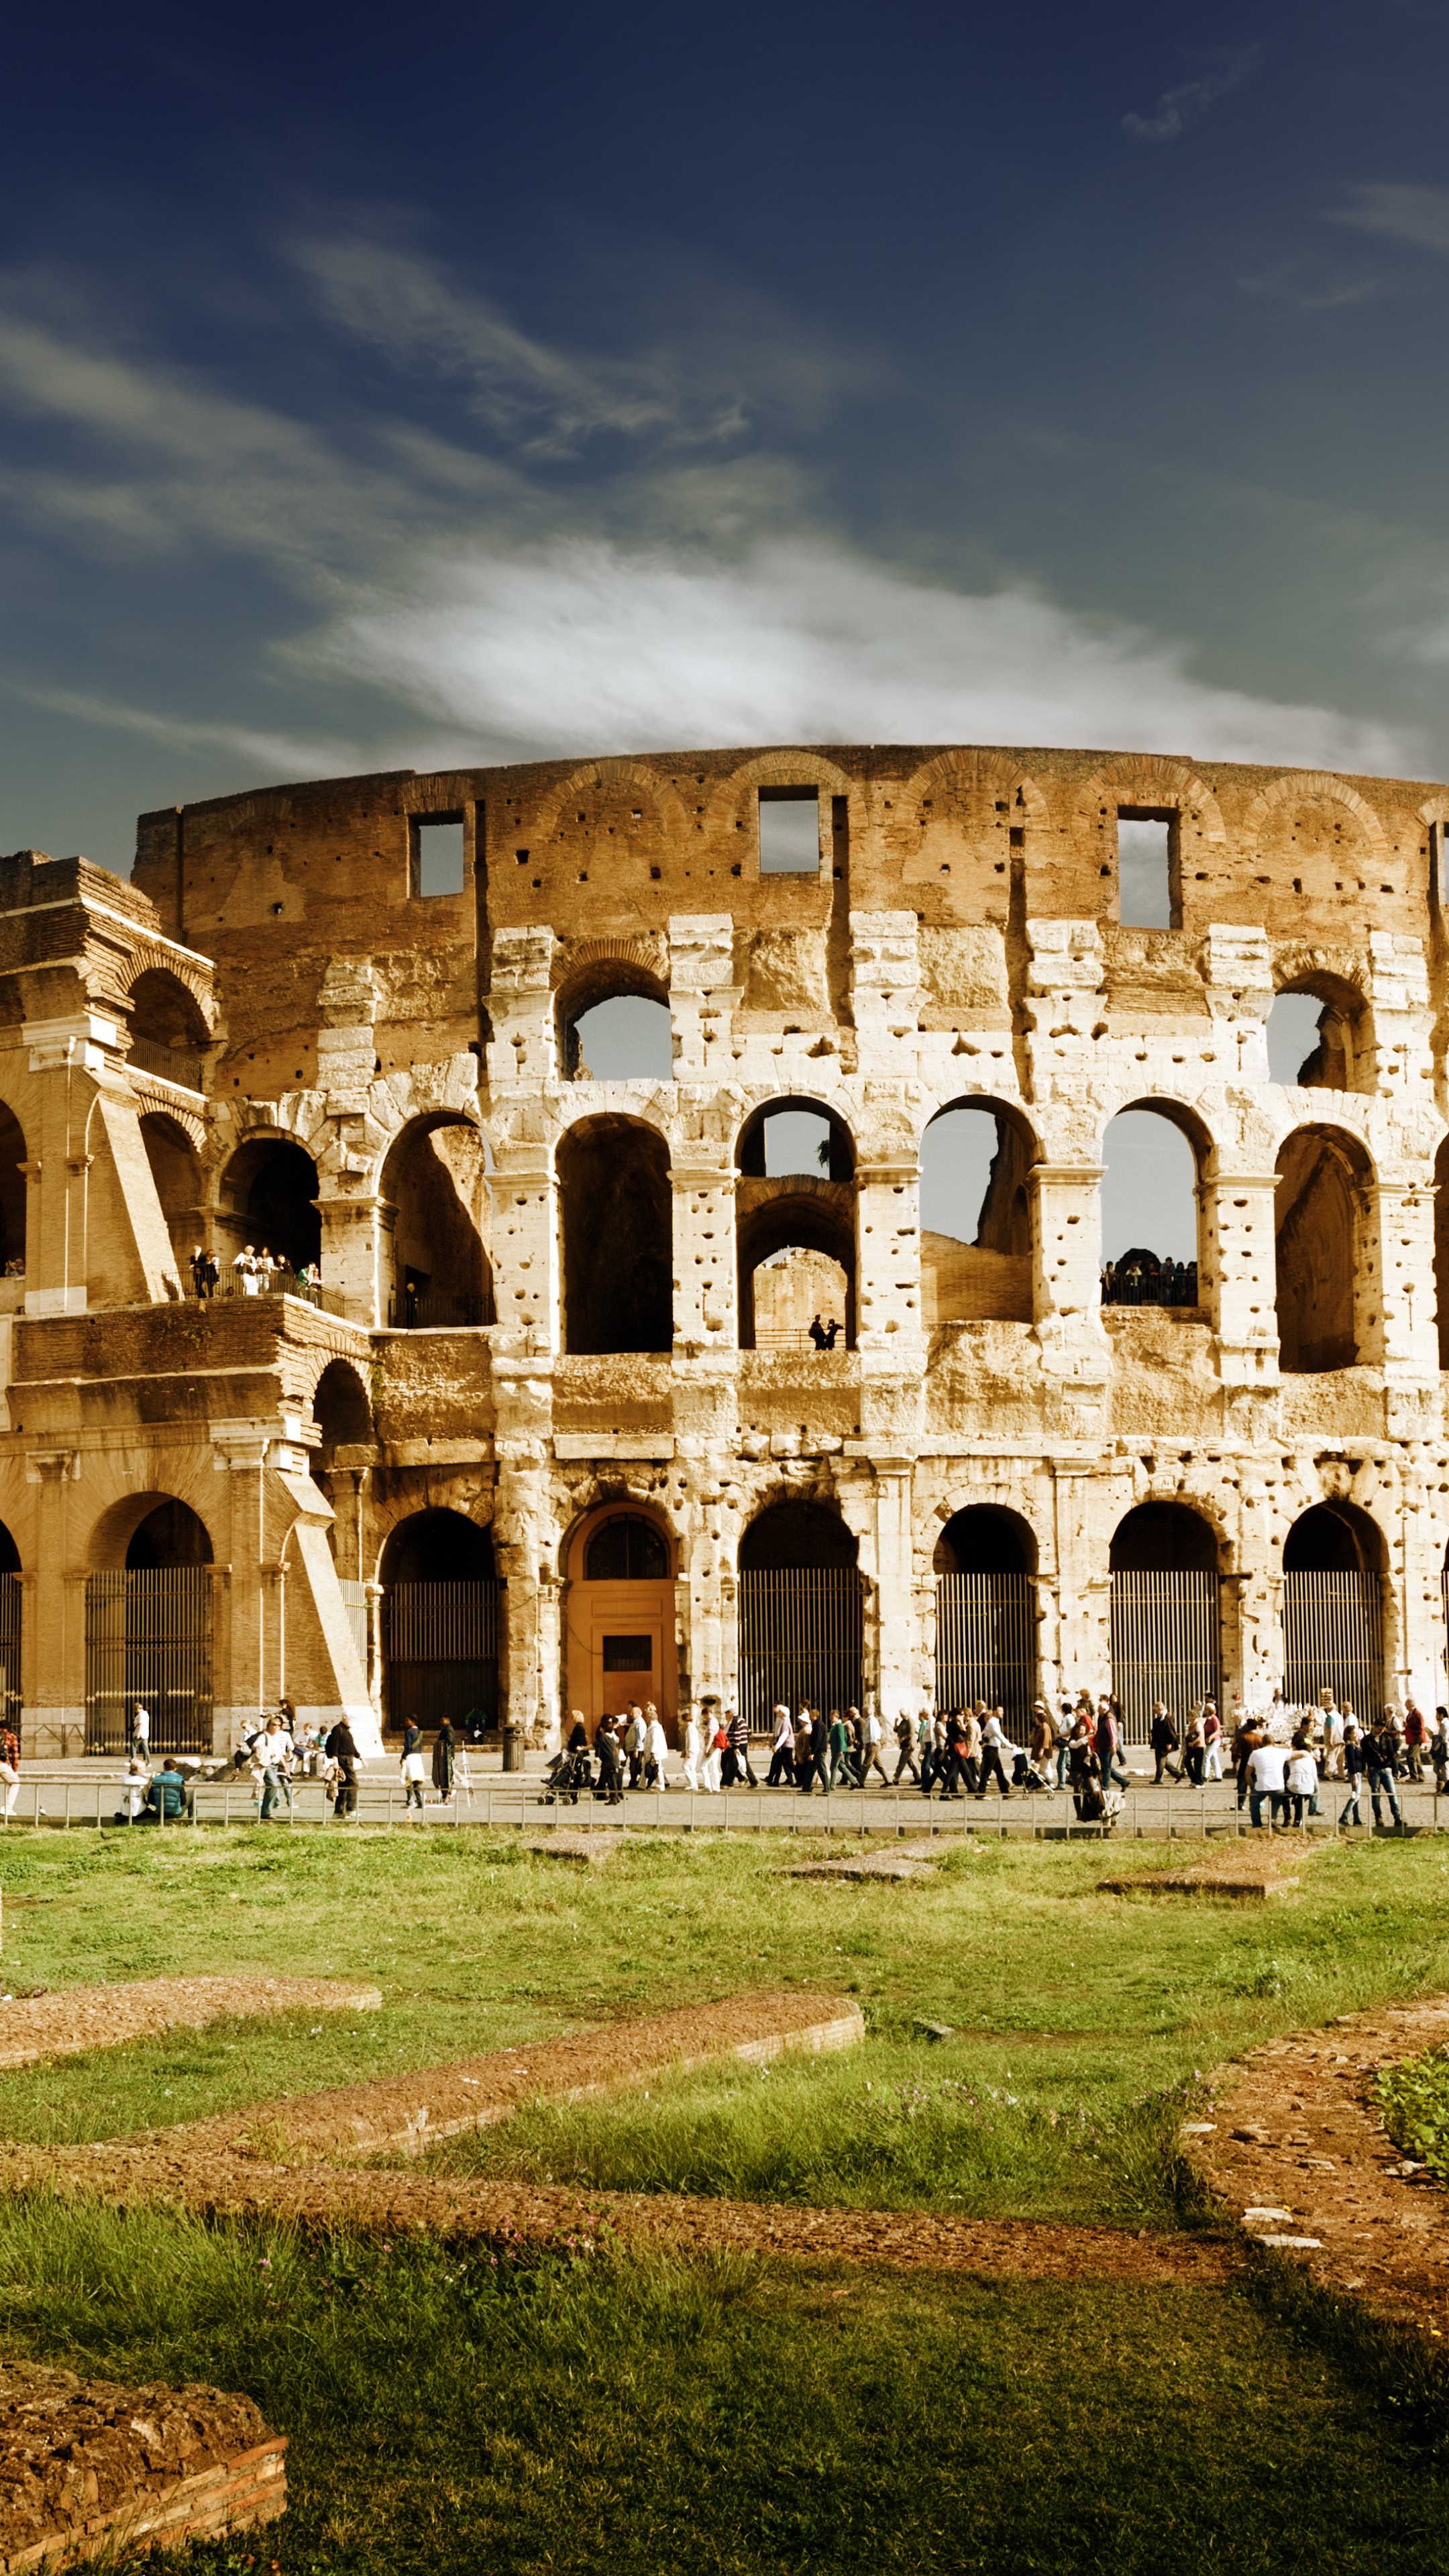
1012,1748,1053,1795
540,1743,594,1807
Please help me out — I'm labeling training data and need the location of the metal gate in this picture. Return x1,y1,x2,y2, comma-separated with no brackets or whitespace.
1283,1572,1383,1725
739,1570,864,1733
0,1574,21,1745
85,1569,213,1755
934,1574,1037,1738
384,1581,499,1733
1110,1572,1222,1743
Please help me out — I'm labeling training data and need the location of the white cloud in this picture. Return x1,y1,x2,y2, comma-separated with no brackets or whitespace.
1328,183,1449,255
1122,46,1262,143
299,534,1409,772
11,684,357,780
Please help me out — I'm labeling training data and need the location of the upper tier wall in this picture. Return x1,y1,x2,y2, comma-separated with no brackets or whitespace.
135,743,1449,953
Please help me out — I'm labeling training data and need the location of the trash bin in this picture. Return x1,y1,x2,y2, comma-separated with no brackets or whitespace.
502,1721,521,1774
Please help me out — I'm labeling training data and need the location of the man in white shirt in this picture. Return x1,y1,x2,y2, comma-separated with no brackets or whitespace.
258,1717,292,1820
1246,1737,1289,1830
861,1705,890,1786
645,1710,671,1788
976,1709,1012,1801
131,1701,151,1760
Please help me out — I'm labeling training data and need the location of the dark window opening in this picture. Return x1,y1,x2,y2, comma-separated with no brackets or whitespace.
759,788,820,875
125,1499,213,1572
1116,808,1175,930
602,1633,653,1671
219,1136,321,1278
559,1117,674,1354
934,1505,1036,1577
1275,1126,1366,1372
585,1515,670,1581
0,1102,27,1278
410,814,466,899
740,1502,858,1572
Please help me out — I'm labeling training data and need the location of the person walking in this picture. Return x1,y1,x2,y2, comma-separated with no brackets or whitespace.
861,1705,890,1786
704,1714,727,1794
827,1707,853,1790
1339,1721,1366,1829
893,1709,920,1784
400,1719,427,1815
1246,1734,1289,1829
794,1706,816,1794
624,1705,647,1788
1181,1707,1206,1787
726,1703,757,1787
1403,1700,1427,1783
131,1701,152,1762
1233,1710,1265,1812
1149,1702,1181,1784
1285,1735,1319,1829
1202,1699,1223,1782
432,1717,458,1806
1028,1701,1057,1793
1095,1699,1129,1796
645,1707,672,1788
258,1714,293,1821
326,1716,360,1818
1434,1707,1449,1796
1362,1717,1403,1831
976,1708,1011,1801
767,1705,796,1787
594,1721,625,1803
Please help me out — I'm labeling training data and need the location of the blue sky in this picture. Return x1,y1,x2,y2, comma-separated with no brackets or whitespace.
5,0,1449,871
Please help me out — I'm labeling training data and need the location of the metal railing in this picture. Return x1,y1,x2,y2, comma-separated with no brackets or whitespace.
1101,1260,1200,1308
384,1580,500,1733
1283,1571,1383,1726
195,1271,348,1316
84,1567,213,1755
750,1327,848,1353
386,1287,495,1329
1110,1570,1222,1743
936,1573,1037,1735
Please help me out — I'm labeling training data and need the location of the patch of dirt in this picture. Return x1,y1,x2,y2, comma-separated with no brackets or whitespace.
0,2357,284,2571
523,1833,629,1866
1183,1999,1449,2342
0,1976,380,2072
788,1849,938,1882
61,1991,866,2165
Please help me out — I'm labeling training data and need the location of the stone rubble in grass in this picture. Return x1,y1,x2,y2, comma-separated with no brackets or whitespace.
0,2359,284,2573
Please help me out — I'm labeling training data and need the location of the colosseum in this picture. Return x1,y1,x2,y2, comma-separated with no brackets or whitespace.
0,739,1444,1760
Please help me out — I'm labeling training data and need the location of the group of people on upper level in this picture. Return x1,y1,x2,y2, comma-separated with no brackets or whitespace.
189,1244,317,1298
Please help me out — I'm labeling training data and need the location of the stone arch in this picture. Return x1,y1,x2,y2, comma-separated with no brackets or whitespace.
1110,1499,1221,1573
892,748,1051,903
1100,1097,1210,1306
380,1112,492,1328
933,1503,1037,1576
1075,756,1228,845
920,1094,1036,1326
378,1507,498,1737
564,1497,678,1735
1281,1499,1388,1720
1274,1122,1375,1372
1284,1499,1387,1575
532,761,690,887
123,965,211,1090
737,1496,863,1727
140,1111,203,1271
735,1097,855,1350
1267,958,1368,1092
0,1098,27,1277
557,1114,673,1354
739,1497,859,1570
553,936,672,1082
218,1130,321,1277
1108,1499,1223,1738
89,1491,215,1572
1242,772,1391,918
310,1357,373,1453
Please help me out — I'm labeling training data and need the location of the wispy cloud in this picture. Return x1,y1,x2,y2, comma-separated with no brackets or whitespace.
1328,182,1449,256
297,533,1409,773
1122,45,1263,144
9,683,357,780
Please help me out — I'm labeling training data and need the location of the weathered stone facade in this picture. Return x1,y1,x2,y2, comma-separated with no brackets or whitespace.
2,740,1448,1753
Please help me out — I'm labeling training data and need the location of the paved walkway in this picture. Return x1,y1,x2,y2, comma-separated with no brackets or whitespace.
5,1758,1445,1839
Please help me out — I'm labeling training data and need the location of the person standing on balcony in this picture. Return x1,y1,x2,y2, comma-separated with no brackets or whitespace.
233,1245,259,1295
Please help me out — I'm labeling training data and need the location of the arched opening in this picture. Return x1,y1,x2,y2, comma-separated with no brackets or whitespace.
1108,1501,1221,1741
1101,1106,1201,1309
219,1136,321,1283
920,1100,1034,1326
1266,977,1364,1092
736,1100,855,1352
0,1518,21,1748
564,1505,677,1735
127,969,209,1091
1281,1501,1385,1722
140,1113,203,1273
382,1115,494,1329
932,1505,1038,1733
1274,1125,1370,1373
380,1509,499,1736
309,1360,374,1603
85,1494,214,1756
737,1500,862,1730
557,958,673,1082
0,1102,26,1279
1434,1136,1449,1371
558,1116,673,1354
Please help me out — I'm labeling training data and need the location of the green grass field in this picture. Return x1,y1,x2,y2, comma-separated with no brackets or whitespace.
2,1823,1448,2571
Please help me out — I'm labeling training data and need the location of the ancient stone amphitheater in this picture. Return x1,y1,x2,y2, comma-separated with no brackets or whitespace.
0,741,1444,1756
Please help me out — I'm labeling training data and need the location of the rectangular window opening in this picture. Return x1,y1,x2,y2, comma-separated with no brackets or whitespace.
602,1634,653,1672
759,788,821,875
410,812,466,899
1116,808,1175,930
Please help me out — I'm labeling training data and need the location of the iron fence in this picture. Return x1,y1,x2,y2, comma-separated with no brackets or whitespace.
85,1568,213,1754
1101,1261,1200,1309
1110,1571,1222,1742
1283,1572,1383,1725
384,1580,500,1732
0,1573,20,1744
386,1287,495,1329
739,1569,864,1733
934,1573,1037,1737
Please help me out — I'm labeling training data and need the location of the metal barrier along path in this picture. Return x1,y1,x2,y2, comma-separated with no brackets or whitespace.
1284,1571,1383,1725
1109,1570,1222,1743
739,1570,864,1732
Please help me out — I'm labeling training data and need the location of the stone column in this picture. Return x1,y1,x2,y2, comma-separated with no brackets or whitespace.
855,1155,924,1347
668,914,739,1080
23,1450,83,1750
1370,1175,1440,1388
21,1016,117,1316
490,1159,557,1347
209,1421,270,1748
1199,1169,1280,1385
870,1460,916,1719
485,928,557,1089
1028,1163,1110,1385
672,1164,737,1347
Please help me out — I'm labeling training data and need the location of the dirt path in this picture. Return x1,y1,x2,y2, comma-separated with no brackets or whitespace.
1184,1999,1449,2341
0,1976,380,2070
